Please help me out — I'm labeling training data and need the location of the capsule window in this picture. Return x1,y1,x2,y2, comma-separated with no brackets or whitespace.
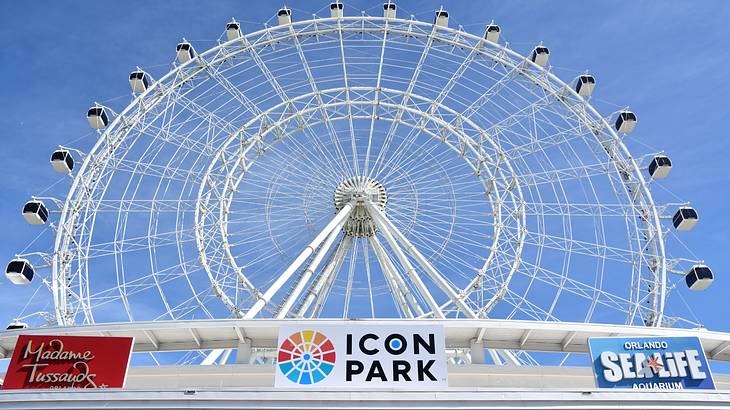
23,202,39,213
696,267,712,279
681,208,697,219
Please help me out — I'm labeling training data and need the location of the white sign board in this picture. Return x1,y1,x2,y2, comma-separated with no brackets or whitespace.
275,324,447,389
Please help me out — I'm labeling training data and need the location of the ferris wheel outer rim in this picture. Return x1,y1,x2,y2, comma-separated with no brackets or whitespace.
48,14,667,327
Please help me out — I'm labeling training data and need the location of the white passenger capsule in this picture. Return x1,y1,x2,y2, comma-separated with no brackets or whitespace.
226,20,242,41
531,46,550,67
5,258,34,285
484,24,500,43
278,8,292,25
50,149,74,173
673,206,698,231
86,106,109,129
648,155,672,179
615,111,637,134
6,319,28,330
176,41,195,64
129,70,151,93
330,2,343,18
383,2,396,19
575,74,595,97
22,200,49,225
685,265,713,291
434,9,449,27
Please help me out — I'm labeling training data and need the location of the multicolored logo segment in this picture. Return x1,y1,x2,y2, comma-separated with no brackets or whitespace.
277,330,336,385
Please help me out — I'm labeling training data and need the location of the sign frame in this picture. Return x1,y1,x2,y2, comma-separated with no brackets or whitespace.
587,335,715,390
2,334,135,390
275,324,447,389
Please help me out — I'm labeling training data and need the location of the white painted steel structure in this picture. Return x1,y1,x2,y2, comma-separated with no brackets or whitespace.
7,3,716,372
2,319,730,361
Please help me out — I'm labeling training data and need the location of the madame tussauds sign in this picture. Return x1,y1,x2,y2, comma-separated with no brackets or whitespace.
275,324,447,389
3,335,134,389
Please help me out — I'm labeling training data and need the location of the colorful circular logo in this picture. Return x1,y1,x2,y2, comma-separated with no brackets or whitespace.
278,330,336,385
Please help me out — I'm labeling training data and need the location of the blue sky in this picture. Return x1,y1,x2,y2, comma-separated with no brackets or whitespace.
1,0,729,368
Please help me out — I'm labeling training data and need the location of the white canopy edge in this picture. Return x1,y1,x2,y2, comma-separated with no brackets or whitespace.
1,319,729,362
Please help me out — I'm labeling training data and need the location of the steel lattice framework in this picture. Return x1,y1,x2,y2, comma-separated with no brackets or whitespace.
7,6,711,366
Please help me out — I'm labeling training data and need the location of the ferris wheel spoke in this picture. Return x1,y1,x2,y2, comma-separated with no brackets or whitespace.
243,202,354,318
93,257,201,308
371,37,480,178
342,238,358,318
514,158,644,188
87,230,196,259
369,201,478,318
522,231,636,264
234,35,355,179
299,235,351,318
275,221,342,319
336,21,360,175
287,23,358,180
522,201,639,218
168,85,242,135
372,26,437,179
369,235,418,318
500,289,559,321
362,240,376,318
93,199,197,213
459,62,525,122
510,257,634,314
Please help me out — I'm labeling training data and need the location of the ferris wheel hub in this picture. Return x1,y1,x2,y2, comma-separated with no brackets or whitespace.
334,176,388,237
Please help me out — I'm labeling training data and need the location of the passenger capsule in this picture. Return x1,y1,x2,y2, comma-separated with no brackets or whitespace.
383,2,396,19
672,206,698,231
484,24,500,43
50,149,74,173
648,155,672,179
685,265,713,291
277,8,292,25
531,46,550,67
129,70,151,93
434,9,449,27
86,106,109,129
226,21,241,41
176,41,195,64
330,2,343,18
615,111,637,134
6,319,28,330
5,258,34,285
22,200,49,225
575,74,595,97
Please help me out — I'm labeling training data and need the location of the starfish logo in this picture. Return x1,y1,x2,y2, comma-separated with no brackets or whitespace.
646,356,664,374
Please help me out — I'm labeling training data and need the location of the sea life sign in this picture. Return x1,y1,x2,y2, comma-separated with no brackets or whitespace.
275,324,447,389
3,335,134,389
588,336,715,390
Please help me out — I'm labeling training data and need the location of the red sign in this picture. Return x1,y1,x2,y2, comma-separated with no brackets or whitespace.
2,335,134,389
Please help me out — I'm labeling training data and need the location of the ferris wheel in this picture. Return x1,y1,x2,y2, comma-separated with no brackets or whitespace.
5,2,714,359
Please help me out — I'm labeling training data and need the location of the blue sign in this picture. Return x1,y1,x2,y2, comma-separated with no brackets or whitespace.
588,336,715,390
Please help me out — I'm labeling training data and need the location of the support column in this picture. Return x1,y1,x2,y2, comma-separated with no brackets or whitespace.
236,338,252,364
470,339,485,365
298,235,352,317
276,221,342,319
245,202,354,319
368,203,444,318
367,201,478,319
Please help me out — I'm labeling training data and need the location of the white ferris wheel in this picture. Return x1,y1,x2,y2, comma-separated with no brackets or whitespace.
5,2,714,364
